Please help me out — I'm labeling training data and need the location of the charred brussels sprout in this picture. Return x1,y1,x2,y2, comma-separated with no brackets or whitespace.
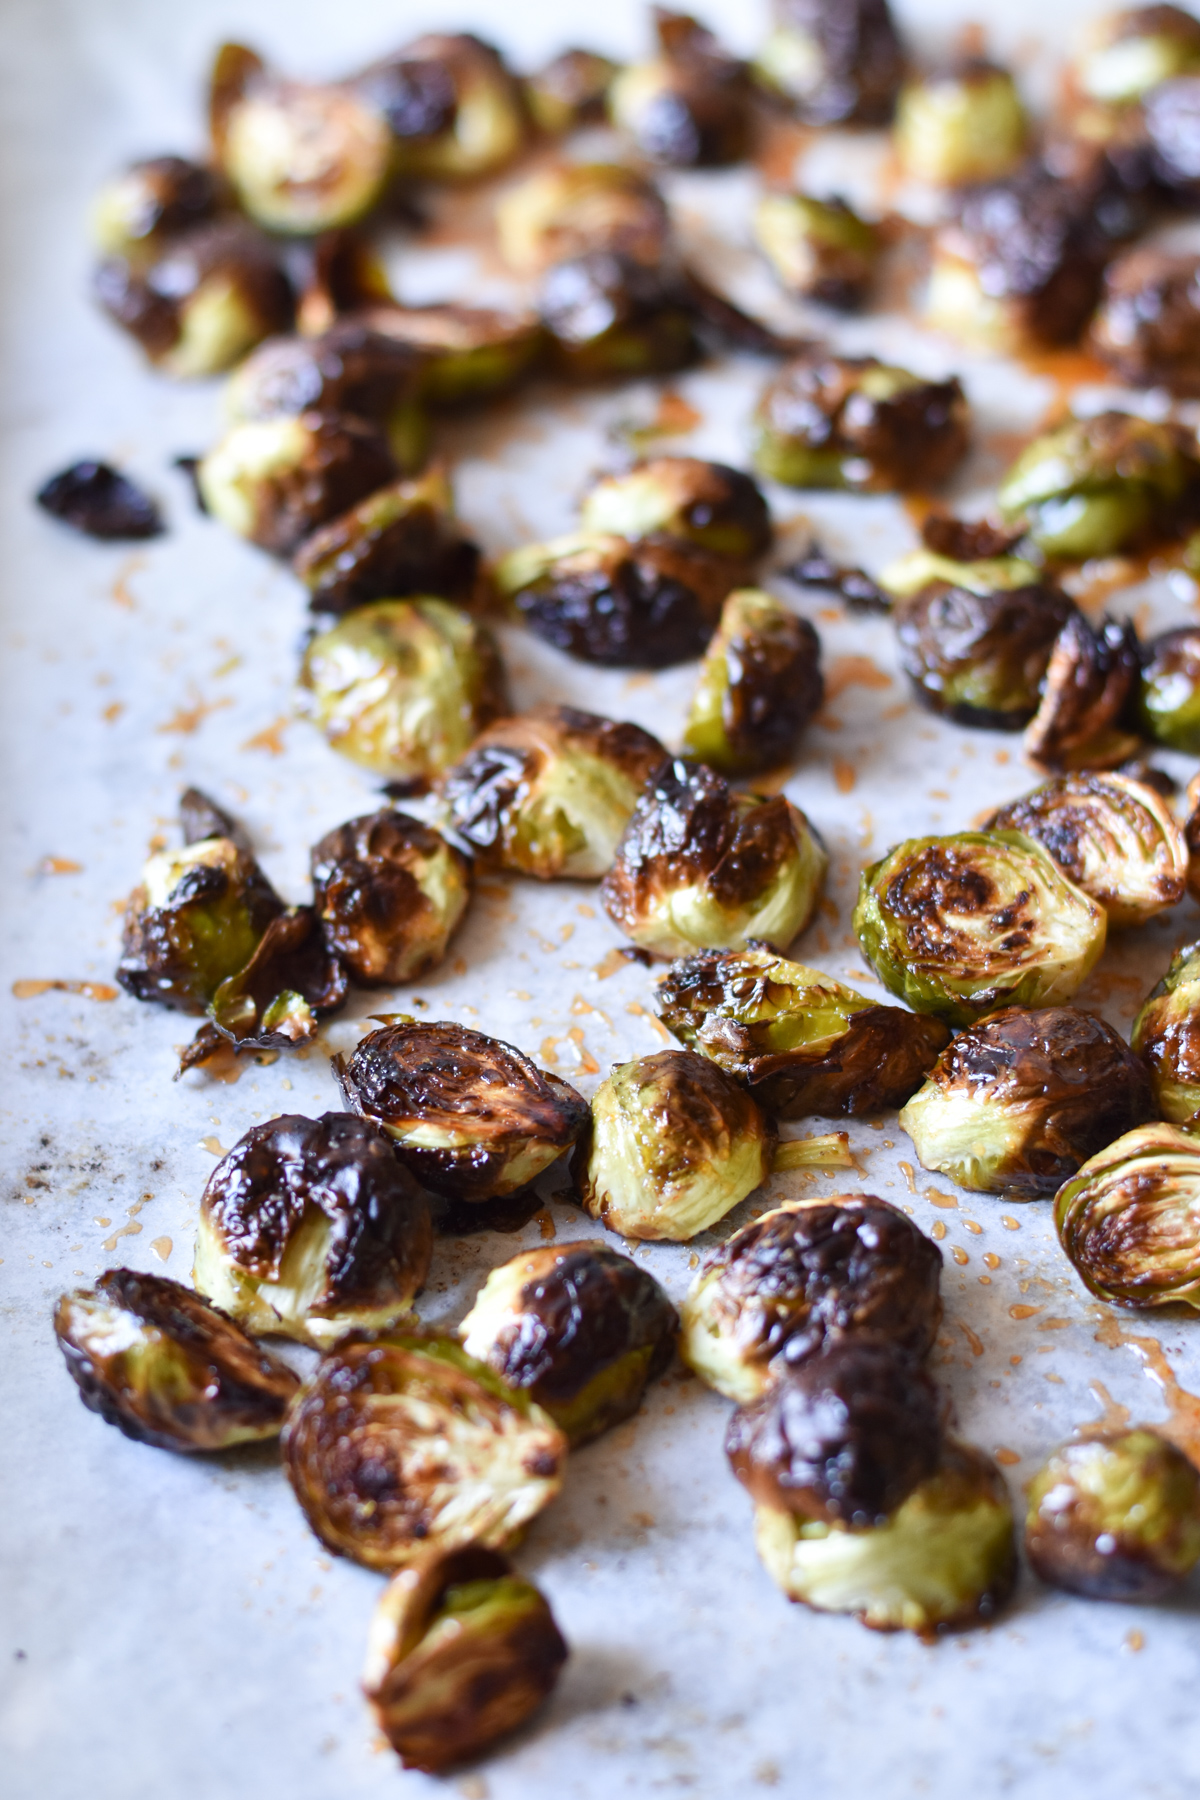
1023,614,1142,772
293,471,480,616
198,412,396,556
683,590,823,775
356,35,526,182
1138,626,1200,752
899,1007,1155,1198
984,773,1187,929
1133,942,1200,1123
90,155,226,257
753,353,970,493
1090,249,1200,395
441,706,667,881
193,1113,432,1348
580,458,772,565
573,1048,775,1241
524,50,619,136
602,759,828,959
1055,1123,1200,1309
1025,1429,1200,1601
1074,5,1200,105
609,10,753,167
895,61,1027,186
54,1268,299,1453
188,905,348,1066
311,809,470,986
753,194,880,311
360,303,544,410
296,598,507,787
727,1339,942,1526
753,1440,1017,1633
538,253,699,384
997,412,1199,560
335,1020,588,1202
754,0,906,127
853,831,1107,1027
496,162,669,273
679,1195,943,1403
656,947,951,1119
363,1547,568,1773
94,220,292,378
459,1241,678,1445
496,532,732,668
283,1330,566,1570
36,462,163,541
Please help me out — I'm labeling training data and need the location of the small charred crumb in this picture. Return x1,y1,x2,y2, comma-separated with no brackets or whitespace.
683,590,823,776
895,577,1076,732
117,836,285,1013
459,1241,678,1445
609,11,754,168
282,1329,566,1570
1026,1430,1200,1602
1133,940,1200,1122
201,906,348,1057
920,515,1025,561
679,1193,943,1403
334,1019,589,1202
784,551,891,613
193,1111,432,1347
900,1005,1155,1198
293,472,480,616
54,1268,299,1452
755,0,907,128
36,461,163,541
1023,615,1142,771
363,1546,568,1773
1055,1122,1200,1309
311,809,471,986
727,1338,942,1526
579,457,773,566
524,49,619,134
1138,626,1200,752
1091,248,1200,394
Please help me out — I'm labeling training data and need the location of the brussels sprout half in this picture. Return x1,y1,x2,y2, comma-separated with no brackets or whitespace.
683,590,823,776
296,597,507,787
538,253,699,384
54,1268,299,1453
1055,1122,1200,1308
1025,1429,1200,1601
293,471,480,616
895,60,1027,186
1023,613,1143,772
282,1329,566,1569
459,1241,678,1445
1091,248,1200,396
193,1113,432,1349
753,193,880,311
1133,941,1200,1123
311,809,471,986
335,1020,589,1202
441,706,667,881
357,34,527,181
496,162,668,272
853,830,1108,1027
984,773,1187,930
753,1440,1017,1633
656,947,950,1119
752,0,906,127
359,303,545,410
524,50,620,136
900,1007,1155,1198
1074,5,1200,105
609,10,753,168
90,155,227,257
198,411,396,556
1138,626,1200,752
602,760,828,960
579,458,772,565
363,1547,569,1772
573,1048,775,1241
679,1194,943,1403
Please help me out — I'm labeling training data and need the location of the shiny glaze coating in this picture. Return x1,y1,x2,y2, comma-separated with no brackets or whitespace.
895,578,1075,730
311,809,471,985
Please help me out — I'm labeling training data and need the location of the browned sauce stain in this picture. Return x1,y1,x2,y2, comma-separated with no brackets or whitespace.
1093,1310,1200,1463
242,716,290,755
754,119,813,185
625,1001,672,1042
1009,1303,1040,1320
103,1195,151,1252
994,1447,1021,1467
149,1236,173,1262
13,978,117,1002
1019,346,1113,425
901,494,939,532
959,1320,984,1355
102,700,124,724
158,693,231,735
111,555,146,610
476,881,511,901
35,856,83,876
822,655,894,705
567,1027,600,1074
1064,550,1157,614
1087,1379,1132,1434
833,759,857,794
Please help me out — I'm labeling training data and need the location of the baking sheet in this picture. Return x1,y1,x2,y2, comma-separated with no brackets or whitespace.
4,2,1200,1796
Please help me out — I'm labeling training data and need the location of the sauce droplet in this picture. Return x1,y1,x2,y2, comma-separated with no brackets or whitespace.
150,1236,173,1262
200,1136,229,1156
927,1188,958,1209
951,1246,969,1265
994,1448,1021,1467
1009,1304,1040,1320
13,978,118,1001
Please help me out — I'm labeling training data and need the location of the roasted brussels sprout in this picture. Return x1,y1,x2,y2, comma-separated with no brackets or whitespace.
283,1329,566,1569
193,1113,432,1349
753,1440,1017,1633
1025,1429,1200,1601
682,590,823,776
36,461,163,541
117,828,283,1013
754,0,906,127
496,532,733,668
296,598,507,787
679,1195,943,1403
311,809,470,986
1137,626,1200,752
984,773,1187,929
997,412,1199,561
854,831,1108,1027
900,1007,1155,1198
656,947,950,1119
359,303,544,410
580,458,772,566
727,1338,941,1526
573,1048,775,1241
197,905,347,1057
356,34,526,181
1073,5,1200,105
753,353,970,493
90,155,227,257
1145,72,1200,195
459,1241,678,1445
54,1268,299,1453
335,1020,588,1202
94,219,293,378
753,194,880,311
1133,942,1200,1123
1055,1122,1200,1308
198,412,396,556
363,1547,568,1772
896,60,1026,187
440,706,667,881
887,548,1076,731
601,759,828,959
609,10,753,167
538,252,699,383
1023,614,1142,772
292,471,480,616
292,224,396,339
1090,249,1200,395
524,49,619,135
496,162,670,273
